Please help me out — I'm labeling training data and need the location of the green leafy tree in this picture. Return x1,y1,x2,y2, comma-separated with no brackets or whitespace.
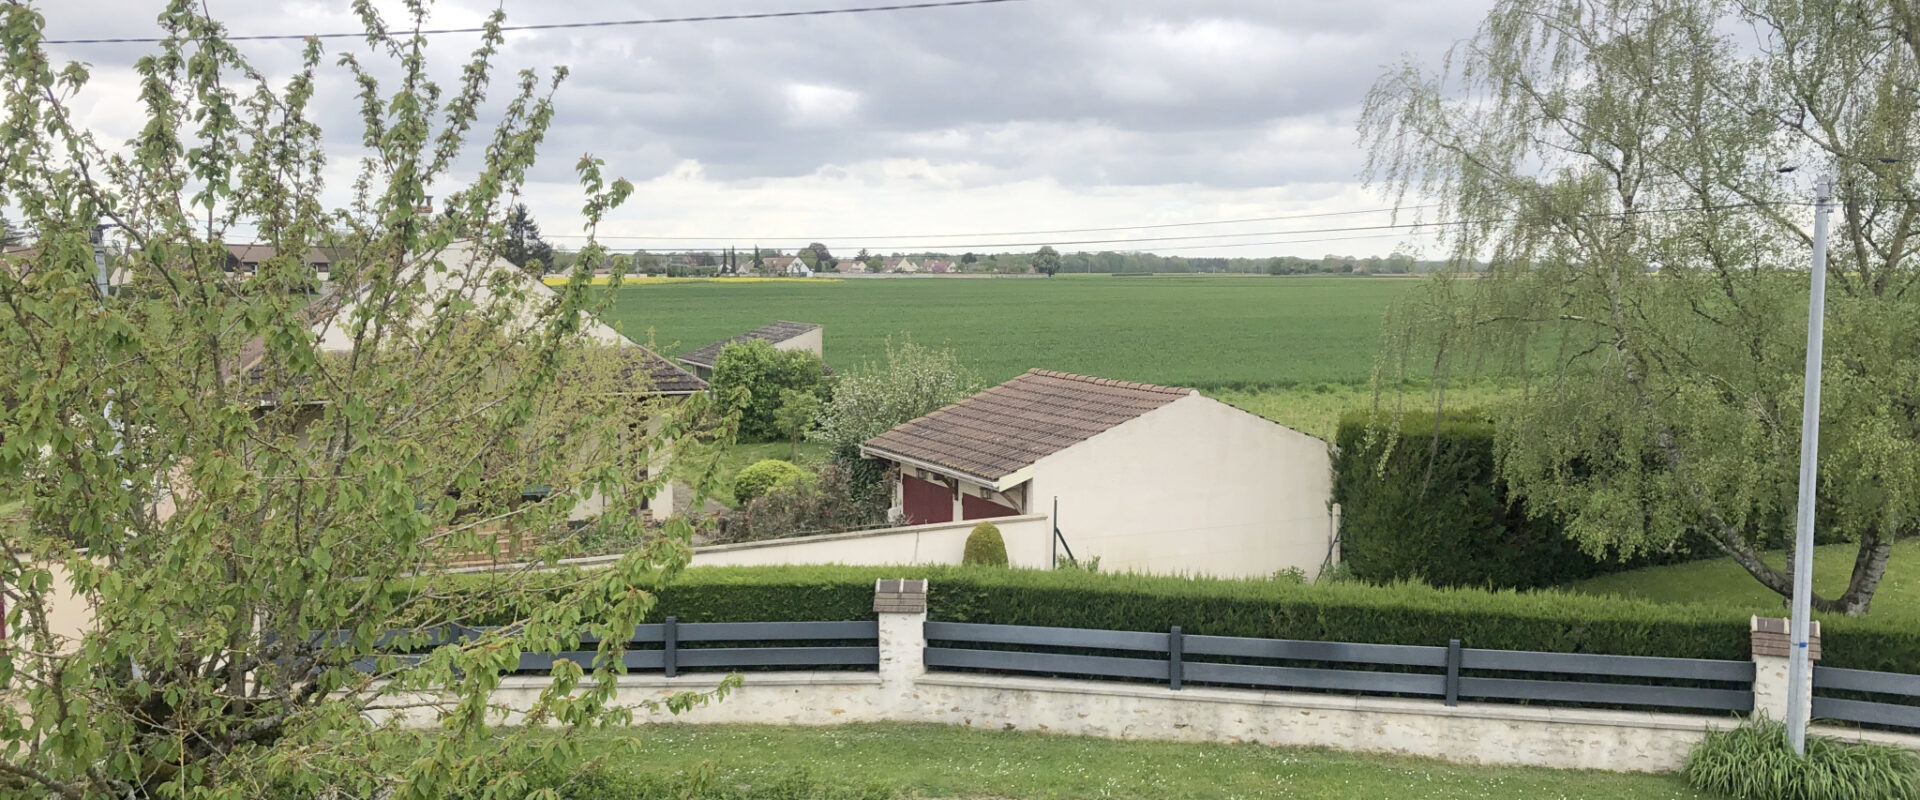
0,4,726,798
774,389,824,460
709,339,827,441
813,339,976,458
1361,0,1920,613
801,242,832,269
1031,245,1061,277
502,202,554,274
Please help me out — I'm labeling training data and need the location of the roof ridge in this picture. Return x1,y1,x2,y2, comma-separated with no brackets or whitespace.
1024,368,1191,395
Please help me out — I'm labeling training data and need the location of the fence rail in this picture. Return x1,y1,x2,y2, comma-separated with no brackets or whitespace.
1813,666,1920,730
347,619,880,676
924,621,1755,715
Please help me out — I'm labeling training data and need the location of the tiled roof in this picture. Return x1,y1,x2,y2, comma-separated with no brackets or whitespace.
677,321,822,368
862,369,1193,483
613,347,709,395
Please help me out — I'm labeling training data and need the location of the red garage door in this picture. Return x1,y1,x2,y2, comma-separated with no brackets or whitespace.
962,493,1019,520
902,475,953,525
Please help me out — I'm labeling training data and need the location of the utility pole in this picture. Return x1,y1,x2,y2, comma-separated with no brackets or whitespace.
91,222,111,298
1785,175,1833,755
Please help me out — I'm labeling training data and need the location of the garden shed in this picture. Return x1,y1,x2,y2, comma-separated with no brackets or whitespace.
861,369,1334,578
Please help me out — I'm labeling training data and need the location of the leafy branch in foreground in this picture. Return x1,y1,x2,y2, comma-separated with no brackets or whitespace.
0,1,717,797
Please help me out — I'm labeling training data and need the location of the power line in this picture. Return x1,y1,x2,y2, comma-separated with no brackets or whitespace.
539,204,1446,241
545,200,1788,250
42,0,1027,45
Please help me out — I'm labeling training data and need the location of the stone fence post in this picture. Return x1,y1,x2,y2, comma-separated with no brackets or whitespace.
1751,615,1820,725
874,579,928,714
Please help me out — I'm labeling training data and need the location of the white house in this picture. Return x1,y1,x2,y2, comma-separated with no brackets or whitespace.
240,240,705,519
861,369,1334,579
882,257,920,273
675,321,825,381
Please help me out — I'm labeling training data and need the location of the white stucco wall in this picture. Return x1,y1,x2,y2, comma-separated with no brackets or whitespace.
688,514,1051,568
1026,393,1333,579
772,326,824,360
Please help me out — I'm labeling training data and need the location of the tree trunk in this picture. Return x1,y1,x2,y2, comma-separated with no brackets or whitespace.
1819,529,1895,616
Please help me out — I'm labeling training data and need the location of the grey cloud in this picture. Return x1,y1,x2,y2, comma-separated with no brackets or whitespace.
37,0,1492,252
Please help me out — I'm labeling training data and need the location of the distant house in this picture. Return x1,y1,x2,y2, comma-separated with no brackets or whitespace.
761,255,812,277
861,369,1334,579
924,259,955,274
226,244,333,281
233,240,705,520
882,257,920,273
676,321,826,381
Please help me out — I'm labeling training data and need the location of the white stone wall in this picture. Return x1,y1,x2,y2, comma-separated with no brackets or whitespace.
688,514,1052,568
1027,393,1334,579
363,607,1920,774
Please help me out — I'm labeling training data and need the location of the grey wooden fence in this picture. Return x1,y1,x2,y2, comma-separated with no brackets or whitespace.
348,618,879,675
924,622,1755,714
1813,667,1920,730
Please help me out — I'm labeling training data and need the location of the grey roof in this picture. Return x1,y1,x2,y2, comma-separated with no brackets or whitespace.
677,321,822,368
613,347,709,395
862,369,1193,483
227,244,332,267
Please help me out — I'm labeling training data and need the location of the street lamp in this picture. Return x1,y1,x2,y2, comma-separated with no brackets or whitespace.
1784,174,1832,755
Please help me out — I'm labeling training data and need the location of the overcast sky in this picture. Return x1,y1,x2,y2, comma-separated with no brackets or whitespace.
38,0,1493,258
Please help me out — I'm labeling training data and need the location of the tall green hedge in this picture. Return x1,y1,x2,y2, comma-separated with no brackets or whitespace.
424,565,1918,673
1332,410,1695,590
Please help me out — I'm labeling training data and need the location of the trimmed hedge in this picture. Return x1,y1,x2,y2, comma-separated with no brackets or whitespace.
732,459,809,505
961,522,1008,566
425,565,1919,673
1332,410,1696,590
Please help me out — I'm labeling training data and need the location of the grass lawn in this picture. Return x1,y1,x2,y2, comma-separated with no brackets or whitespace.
577,723,1704,800
601,274,1420,390
1565,539,1919,617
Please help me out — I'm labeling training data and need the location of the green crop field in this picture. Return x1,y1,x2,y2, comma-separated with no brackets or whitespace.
601,275,1423,391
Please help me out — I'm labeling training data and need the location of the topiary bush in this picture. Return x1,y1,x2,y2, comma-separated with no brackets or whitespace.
1332,409,1699,590
1684,718,1920,800
961,522,1008,567
732,459,810,505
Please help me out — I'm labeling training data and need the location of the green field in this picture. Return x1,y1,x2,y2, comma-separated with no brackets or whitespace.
603,275,1422,390
570,723,1703,800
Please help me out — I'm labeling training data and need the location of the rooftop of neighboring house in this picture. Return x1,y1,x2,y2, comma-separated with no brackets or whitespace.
861,369,1196,485
228,240,706,397
608,346,709,395
677,320,823,369
226,244,333,267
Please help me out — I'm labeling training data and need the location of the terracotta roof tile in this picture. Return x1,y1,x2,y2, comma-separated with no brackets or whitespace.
678,321,821,368
862,369,1192,482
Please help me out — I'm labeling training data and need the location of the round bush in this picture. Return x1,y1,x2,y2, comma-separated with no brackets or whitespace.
733,459,810,505
1684,718,1920,800
962,522,1008,567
